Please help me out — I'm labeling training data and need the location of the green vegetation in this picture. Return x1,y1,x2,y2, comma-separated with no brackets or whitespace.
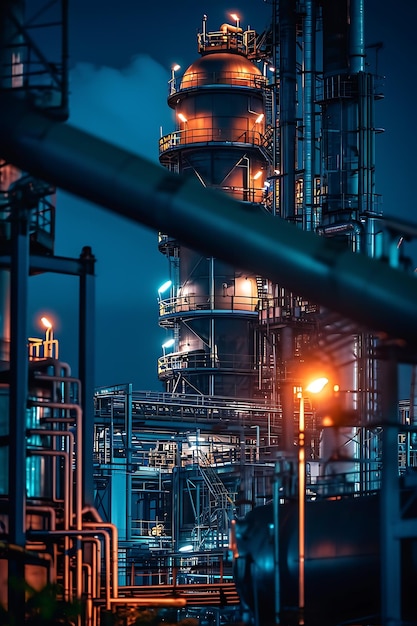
0,581,81,626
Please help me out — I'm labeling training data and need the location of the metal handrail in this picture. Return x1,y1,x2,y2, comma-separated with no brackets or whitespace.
159,127,265,154
159,293,259,316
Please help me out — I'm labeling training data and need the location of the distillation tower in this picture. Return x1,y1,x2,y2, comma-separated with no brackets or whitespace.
158,20,269,399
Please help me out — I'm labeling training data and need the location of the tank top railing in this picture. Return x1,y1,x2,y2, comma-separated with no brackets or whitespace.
158,350,254,375
197,29,258,57
175,69,266,92
159,294,259,317
159,127,265,153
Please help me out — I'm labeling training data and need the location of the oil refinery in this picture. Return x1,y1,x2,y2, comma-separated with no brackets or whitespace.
1,0,417,625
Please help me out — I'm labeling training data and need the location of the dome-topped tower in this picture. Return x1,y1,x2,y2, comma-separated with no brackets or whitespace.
158,17,271,397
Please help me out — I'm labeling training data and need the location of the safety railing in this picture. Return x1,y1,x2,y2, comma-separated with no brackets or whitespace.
197,28,259,58
258,295,319,324
158,350,254,376
176,68,266,93
159,127,265,154
159,293,259,317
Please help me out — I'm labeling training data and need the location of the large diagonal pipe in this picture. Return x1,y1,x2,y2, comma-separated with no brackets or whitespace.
1,93,417,345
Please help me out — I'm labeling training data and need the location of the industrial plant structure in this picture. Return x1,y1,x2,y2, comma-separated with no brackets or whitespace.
1,1,417,625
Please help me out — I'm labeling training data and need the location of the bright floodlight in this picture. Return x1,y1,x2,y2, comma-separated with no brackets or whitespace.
255,113,264,124
41,316,52,329
230,13,239,21
162,338,175,349
253,170,262,180
178,113,188,123
305,377,329,394
179,544,193,553
158,280,172,294
172,64,180,72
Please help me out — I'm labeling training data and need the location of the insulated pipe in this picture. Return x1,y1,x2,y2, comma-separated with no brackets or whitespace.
28,398,82,530
27,429,75,527
83,521,119,599
27,449,73,598
29,528,112,611
279,0,297,220
82,536,102,598
302,0,315,231
109,598,187,608
220,23,243,34
1,95,417,345
349,0,365,73
82,562,93,626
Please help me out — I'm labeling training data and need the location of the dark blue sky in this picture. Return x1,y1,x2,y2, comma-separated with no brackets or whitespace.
26,0,417,396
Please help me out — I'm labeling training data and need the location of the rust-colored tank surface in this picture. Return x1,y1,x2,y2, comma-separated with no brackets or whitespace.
180,52,264,90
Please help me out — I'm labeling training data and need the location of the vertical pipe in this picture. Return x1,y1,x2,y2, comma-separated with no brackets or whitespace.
78,246,96,507
0,6,25,565
379,355,401,624
126,384,132,541
280,326,294,453
273,465,281,624
8,205,29,620
302,0,315,231
60,0,69,116
298,394,305,625
272,0,280,212
348,0,365,73
210,257,215,394
279,0,297,220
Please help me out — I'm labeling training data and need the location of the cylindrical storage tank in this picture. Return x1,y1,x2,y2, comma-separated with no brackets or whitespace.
166,51,267,204
233,495,400,625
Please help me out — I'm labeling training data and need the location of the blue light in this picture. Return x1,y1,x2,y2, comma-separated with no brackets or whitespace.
158,279,172,294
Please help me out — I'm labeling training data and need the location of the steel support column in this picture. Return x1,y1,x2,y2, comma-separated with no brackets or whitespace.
8,205,29,620
78,245,96,507
380,355,401,625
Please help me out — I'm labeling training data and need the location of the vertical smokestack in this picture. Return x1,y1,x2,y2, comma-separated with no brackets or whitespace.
349,0,365,73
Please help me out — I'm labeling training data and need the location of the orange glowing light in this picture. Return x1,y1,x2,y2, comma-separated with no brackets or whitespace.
178,113,188,123
305,377,329,394
41,316,52,329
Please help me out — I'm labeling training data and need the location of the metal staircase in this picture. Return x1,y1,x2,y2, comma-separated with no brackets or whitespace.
195,449,236,548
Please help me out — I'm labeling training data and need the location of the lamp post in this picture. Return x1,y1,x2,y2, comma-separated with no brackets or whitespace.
162,338,175,357
297,376,329,625
169,64,180,95
41,316,58,358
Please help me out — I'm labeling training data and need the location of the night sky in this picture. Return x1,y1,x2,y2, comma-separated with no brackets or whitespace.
26,0,417,396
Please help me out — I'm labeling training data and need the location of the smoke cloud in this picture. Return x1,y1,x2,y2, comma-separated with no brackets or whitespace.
29,54,173,390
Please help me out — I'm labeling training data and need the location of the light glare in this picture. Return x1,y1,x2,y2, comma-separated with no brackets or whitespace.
158,280,172,293
305,377,329,394
41,316,52,329
179,544,193,553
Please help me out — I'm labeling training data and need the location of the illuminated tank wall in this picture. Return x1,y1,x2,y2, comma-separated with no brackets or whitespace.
158,22,270,398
